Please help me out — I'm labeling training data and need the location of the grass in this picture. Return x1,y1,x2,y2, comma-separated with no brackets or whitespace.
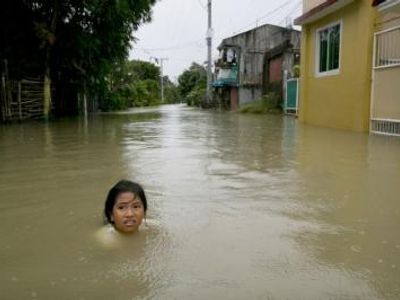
237,93,282,114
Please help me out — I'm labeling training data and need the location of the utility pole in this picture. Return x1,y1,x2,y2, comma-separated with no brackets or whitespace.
206,0,213,106
151,57,168,104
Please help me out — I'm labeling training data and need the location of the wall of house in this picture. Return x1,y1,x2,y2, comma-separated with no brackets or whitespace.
224,25,297,86
372,67,400,120
269,56,283,82
299,1,375,131
371,8,400,121
376,9,400,30
220,25,301,105
239,87,263,105
283,50,300,78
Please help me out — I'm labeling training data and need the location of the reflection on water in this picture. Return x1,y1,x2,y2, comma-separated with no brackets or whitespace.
0,104,399,299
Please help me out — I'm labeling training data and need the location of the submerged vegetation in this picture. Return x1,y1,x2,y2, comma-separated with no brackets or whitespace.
238,92,282,114
102,59,179,111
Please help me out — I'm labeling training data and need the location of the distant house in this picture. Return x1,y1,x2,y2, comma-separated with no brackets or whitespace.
212,24,301,110
295,0,400,135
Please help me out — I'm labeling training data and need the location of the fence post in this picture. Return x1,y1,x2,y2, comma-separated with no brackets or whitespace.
18,81,22,121
1,74,6,122
3,59,12,119
83,93,88,118
283,70,288,113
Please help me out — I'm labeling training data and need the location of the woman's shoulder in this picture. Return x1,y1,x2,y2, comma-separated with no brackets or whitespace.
95,224,120,247
96,224,116,234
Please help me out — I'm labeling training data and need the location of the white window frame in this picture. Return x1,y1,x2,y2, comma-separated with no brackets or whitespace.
315,20,343,77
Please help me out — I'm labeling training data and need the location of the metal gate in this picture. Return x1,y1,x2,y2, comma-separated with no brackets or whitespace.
285,78,299,115
371,25,400,136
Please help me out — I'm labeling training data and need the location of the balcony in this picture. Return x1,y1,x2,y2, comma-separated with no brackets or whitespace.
213,65,238,87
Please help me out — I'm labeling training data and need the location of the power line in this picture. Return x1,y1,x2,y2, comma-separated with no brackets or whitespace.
230,0,294,35
150,57,168,103
278,1,302,27
213,0,302,46
196,0,207,11
206,0,212,105
132,39,205,52
213,1,302,54
256,0,296,23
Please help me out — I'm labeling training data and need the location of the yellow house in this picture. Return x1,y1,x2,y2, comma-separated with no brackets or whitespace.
294,0,400,135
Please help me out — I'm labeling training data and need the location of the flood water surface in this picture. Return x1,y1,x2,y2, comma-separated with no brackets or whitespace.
1,105,400,299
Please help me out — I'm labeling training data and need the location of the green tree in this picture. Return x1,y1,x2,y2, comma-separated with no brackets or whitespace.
102,59,162,110
131,79,160,107
127,60,160,82
163,77,180,104
177,63,207,106
0,0,157,117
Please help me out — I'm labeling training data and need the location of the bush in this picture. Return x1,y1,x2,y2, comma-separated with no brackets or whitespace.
238,92,281,114
131,79,160,107
100,90,131,111
164,83,180,104
186,87,206,106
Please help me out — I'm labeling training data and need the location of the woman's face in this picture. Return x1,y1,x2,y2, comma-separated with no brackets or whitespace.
111,192,145,233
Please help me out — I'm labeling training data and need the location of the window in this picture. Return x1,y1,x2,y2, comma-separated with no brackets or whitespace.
316,22,341,76
374,26,400,68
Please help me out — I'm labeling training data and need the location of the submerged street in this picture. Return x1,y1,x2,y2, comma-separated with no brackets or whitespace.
1,104,399,299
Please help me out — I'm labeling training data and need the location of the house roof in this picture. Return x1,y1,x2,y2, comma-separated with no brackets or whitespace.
217,23,299,49
372,0,387,6
294,0,355,25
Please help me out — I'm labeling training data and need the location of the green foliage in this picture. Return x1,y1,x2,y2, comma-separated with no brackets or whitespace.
163,78,180,104
103,93,131,111
126,60,160,82
186,87,206,107
238,92,282,114
131,79,160,107
293,65,300,78
177,63,207,105
101,59,162,110
0,0,157,113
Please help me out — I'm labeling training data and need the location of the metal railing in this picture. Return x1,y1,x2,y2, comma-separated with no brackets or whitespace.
374,25,400,69
371,25,400,136
284,78,299,115
371,119,400,136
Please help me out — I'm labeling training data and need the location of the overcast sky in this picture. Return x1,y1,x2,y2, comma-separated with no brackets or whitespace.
129,0,302,81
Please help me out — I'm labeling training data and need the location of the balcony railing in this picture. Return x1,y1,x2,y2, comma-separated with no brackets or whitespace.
374,25,400,69
213,66,238,87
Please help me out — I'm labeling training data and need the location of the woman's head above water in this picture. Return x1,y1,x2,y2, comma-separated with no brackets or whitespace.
104,180,147,234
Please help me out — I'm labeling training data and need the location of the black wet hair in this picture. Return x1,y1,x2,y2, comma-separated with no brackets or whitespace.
104,180,147,224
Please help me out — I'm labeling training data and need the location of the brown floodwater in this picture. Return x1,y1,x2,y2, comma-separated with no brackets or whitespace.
1,104,399,300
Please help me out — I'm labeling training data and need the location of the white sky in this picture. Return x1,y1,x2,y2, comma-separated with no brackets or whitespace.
129,0,303,81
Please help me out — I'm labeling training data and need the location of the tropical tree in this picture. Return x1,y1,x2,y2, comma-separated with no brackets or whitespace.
0,0,157,117
177,63,207,106
102,59,164,110
163,77,180,104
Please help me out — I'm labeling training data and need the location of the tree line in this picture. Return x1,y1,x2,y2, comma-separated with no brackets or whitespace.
0,0,208,118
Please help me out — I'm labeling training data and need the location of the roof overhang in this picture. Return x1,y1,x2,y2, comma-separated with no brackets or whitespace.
294,0,355,25
217,44,241,51
373,0,400,12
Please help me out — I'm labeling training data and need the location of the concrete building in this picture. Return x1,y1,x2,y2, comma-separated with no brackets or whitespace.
213,24,301,110
295,0,400,135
